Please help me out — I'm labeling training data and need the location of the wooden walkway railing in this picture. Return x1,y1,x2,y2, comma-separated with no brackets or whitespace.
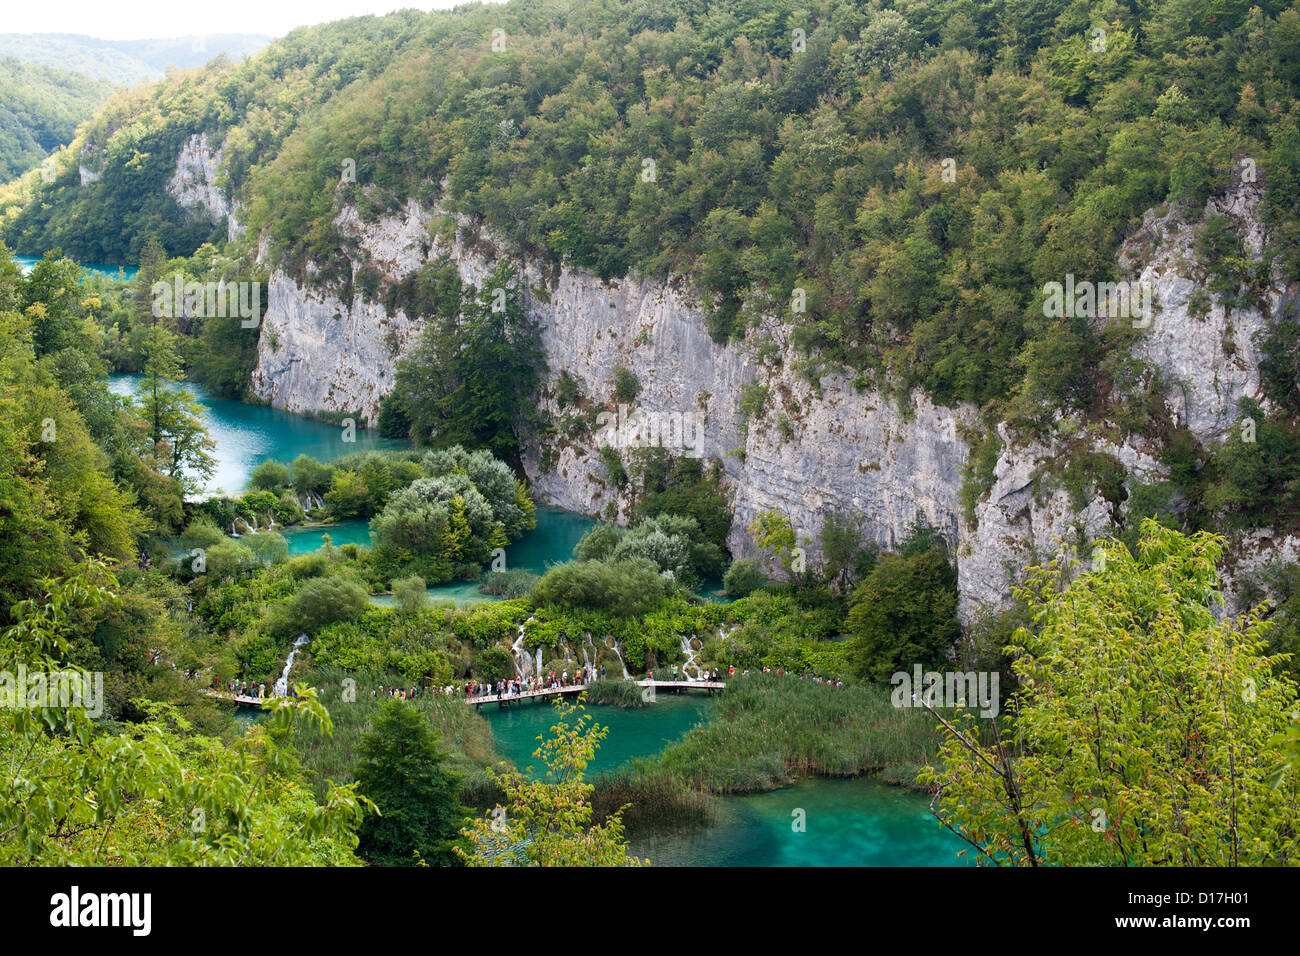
202,679,727,708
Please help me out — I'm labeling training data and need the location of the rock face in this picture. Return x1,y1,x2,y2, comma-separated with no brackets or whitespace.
167,132,241,241
1125,174,1271,443
247,178,1292,619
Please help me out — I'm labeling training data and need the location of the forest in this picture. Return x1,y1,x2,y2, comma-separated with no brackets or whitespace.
2,0,1300,871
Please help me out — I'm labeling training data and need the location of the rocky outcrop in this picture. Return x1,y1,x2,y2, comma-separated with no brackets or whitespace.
247,176,1293,619
167,132,242,241
1124,174,1271,443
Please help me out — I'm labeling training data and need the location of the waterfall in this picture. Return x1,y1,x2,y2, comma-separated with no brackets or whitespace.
510,619,537,678
230,521,239,537
248,514,258,532
580,634,598,677
680,635,703,680
273,634,309,697
604,636,631,679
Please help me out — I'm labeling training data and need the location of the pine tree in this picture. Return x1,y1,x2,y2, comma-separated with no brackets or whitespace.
353,700,469,867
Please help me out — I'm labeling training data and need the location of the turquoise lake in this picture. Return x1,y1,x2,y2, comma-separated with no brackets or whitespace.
13,254,138,281
482,695,968,867
109,373,404,496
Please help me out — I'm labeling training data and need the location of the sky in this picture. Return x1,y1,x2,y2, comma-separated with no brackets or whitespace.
2,0,483,41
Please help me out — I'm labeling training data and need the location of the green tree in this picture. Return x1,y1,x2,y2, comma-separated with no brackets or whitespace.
134,324,215,494
921,522,1300,866
385,262,545,467
459,697,645,866
846,542,960,681
352,699,468,867
747,508,799,573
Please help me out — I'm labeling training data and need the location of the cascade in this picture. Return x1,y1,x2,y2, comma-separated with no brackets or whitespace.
273,634,309,697
604,636,631,679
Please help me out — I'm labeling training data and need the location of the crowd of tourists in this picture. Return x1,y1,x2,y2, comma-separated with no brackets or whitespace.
210,660,842,704
463,665,606,700
211,676,279,699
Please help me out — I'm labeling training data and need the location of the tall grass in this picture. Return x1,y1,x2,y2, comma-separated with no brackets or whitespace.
583,678,646,708
646,674,943,793
296,665,506,807
592,765,717,833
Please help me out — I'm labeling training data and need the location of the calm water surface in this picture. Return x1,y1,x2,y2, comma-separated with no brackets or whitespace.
482,696,967,867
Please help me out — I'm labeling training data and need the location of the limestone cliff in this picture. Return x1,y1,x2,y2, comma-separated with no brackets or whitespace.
244,177,1293,619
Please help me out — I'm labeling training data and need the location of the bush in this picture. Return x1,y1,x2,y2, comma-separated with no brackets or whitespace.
246,531,288,565
291,454,335,495
392,574,428,613
250,460,290,491
530,558,669,616
180,518,226,552
269,575,369,637
204,538,256,580
612,366,640,402
723,558,768,598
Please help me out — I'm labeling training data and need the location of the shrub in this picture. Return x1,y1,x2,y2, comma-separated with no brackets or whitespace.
250,460,290,491
392,574,428,613
723,558,767,598
269,575,369,637
291,454,335,495
180,518,226,552
246,531,288,565
530,559,668,616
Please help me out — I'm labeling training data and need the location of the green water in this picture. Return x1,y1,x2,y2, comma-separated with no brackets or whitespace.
484,693,712,777
14,254,138,281
109,373,405,495
631,776,967,867
483,697,968,867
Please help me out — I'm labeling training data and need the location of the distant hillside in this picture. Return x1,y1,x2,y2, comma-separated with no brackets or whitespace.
0,32,272,86
0,57,116,180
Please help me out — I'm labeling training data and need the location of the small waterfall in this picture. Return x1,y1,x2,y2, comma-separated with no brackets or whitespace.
604,636,631,679
273,634,309,697
248,514,258,532
230,521,240,537
680,635,703,680
510,619,536,678
580,634,597,675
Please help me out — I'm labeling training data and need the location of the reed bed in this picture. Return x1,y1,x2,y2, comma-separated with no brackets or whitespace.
646,674,943,794
582,678,647,708
295,665,506,806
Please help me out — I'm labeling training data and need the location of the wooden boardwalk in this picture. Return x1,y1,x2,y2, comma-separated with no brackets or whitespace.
200,688,275,706
202,680,727,708
466,679,725,707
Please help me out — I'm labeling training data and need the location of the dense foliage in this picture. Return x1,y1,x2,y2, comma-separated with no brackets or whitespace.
8,0,1299,425
0,57,116,181
922,521,1300,866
